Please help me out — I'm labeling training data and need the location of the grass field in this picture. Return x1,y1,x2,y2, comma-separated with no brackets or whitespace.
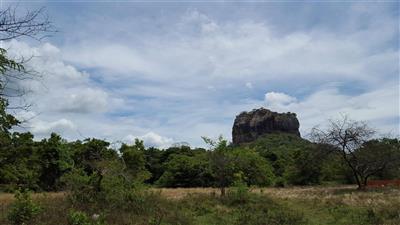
1,186,399,225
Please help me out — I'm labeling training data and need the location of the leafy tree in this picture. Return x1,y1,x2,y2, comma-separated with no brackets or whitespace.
36,133,74,191
354,138,400,182
0,98,19,133
0,132,41,190
203,136,237,196
156,153,212,187
7,189,41,225
284,143,341,185
120,139,150,181
71,139,118,192
143,147,164,184
246,133,325,185
230,148,274,186
0,6,53,192
144,145,206,184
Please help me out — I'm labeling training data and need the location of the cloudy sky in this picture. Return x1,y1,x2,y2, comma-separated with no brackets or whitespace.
5,1,399,148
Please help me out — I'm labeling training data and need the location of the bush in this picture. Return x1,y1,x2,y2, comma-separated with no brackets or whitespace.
68,210,106,225
68,211,91,225
274,177,287,187
7,190,41,225
225,173,251,205
62,162,164,216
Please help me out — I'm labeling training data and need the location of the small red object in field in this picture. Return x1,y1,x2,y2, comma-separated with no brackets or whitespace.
367,180,400,188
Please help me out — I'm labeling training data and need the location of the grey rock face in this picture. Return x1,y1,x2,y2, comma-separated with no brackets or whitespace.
232,108,300,145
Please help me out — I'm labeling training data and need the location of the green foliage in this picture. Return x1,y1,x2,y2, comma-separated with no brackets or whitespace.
0,132,41,191
157,153,212,187
0,48,25,74
230,148,275,186
7,190,41,225
120,140,150,181
0,98,19,133
68,210,107,225
37,133,74,191
206,136,236,195
226,173,250,205
247,133,341,186
62,157,157,214
68,211,92,225
356,138,400,181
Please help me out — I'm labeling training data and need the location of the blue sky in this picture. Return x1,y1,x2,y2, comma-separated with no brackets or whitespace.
6,1,399,148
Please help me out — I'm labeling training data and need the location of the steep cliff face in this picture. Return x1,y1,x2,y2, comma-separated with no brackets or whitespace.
232,108,300,145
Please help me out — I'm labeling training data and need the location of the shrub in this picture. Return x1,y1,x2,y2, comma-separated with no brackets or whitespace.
226,173,251,205
68,211,91,225
7,190,41,225
68,210,107,225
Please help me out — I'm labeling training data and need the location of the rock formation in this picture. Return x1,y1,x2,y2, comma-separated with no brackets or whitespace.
232,108,300,145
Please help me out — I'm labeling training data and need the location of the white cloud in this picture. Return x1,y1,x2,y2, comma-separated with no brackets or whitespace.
264,84,399,137
63,9,397,90
3,5,398,147
265,92,297,107
56,88,109,113
124,132,174,149
31,118,76,135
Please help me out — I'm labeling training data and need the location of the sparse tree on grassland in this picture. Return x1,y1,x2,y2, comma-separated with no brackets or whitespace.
310,115,398,190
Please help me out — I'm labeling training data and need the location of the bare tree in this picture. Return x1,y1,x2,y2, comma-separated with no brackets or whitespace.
310,115,378,190
0,6,52,41
0,5,54,126
0,5,53,91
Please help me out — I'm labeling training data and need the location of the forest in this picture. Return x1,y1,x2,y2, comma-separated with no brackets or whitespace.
0,5,399,225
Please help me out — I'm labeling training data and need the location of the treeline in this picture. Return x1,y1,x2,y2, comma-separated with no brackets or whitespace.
1,128,399,192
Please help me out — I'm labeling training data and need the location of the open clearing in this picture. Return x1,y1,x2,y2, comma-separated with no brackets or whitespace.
1,186,399,225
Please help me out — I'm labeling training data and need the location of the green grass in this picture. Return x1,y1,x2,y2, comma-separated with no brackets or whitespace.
0,186,399,225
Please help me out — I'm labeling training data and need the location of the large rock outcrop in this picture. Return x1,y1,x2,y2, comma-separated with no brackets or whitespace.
232,108,300,145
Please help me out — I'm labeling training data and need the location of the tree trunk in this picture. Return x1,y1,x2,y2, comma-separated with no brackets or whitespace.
359,175,371,191
95,170,103,192
357,183,367,191
220,187,226,197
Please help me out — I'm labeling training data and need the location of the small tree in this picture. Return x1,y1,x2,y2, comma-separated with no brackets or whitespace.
7,189,41,225
203,136,235,196
120,139,150,181
311,115,383,190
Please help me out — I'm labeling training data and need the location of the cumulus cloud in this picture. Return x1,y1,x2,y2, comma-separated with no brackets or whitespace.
31,118,76,135
63,9,397,90
264,84,399,136
3,4,398,147
265,92,297,107
5,41,113,115
56,88,109,113
124,132,174,149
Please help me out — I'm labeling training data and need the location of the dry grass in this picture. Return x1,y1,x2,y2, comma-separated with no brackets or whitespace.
0,192,65,204
1,185,399,210
1,186,399,225
157,185,398,204
157,188,217,199
257,185,400,207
